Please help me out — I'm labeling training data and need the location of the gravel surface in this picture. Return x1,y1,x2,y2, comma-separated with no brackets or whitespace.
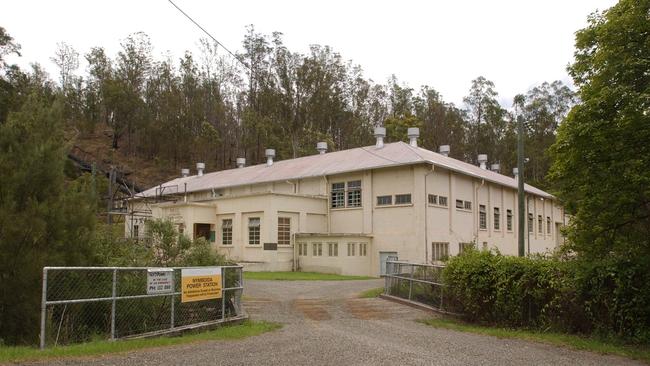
18,279,642,366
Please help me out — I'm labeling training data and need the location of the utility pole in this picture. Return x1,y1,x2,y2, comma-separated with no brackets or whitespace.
515,95,526,257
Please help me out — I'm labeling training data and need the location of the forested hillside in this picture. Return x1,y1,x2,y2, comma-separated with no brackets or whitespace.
2,26,574,190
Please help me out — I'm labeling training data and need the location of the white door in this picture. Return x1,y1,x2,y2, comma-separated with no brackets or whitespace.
379,251,398,275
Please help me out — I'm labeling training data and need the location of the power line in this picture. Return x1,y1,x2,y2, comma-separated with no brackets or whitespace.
167,0,250,72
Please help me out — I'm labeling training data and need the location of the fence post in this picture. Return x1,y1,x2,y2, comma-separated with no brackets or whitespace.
221,267,226,321
39,268,48,350
170,270,175,329
110,269,117,340
408,264,414,300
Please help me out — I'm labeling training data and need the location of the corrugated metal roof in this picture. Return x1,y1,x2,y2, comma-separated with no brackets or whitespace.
137,142,553,199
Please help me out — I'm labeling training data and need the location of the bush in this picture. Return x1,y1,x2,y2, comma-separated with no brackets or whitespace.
443,250,650,342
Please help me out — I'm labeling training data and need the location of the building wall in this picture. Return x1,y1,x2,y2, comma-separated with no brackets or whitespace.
295,235,372,276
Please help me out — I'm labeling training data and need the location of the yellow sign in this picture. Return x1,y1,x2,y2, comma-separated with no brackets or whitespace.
181,267,222,303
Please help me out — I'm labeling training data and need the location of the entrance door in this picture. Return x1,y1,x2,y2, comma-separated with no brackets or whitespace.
379,251,398,276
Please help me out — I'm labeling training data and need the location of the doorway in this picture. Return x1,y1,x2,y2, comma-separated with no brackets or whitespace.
379,251,398,276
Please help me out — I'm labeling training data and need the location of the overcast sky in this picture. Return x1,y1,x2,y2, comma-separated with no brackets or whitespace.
2,0,616,107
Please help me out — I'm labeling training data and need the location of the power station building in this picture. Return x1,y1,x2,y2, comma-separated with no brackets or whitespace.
127,128,566,276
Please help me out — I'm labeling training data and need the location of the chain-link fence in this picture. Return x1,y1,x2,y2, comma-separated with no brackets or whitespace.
383,261,460,314
40,266,245,349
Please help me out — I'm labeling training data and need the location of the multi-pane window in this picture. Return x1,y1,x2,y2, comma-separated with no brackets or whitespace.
222,219,232,245
528,213,534,233
479,205,487,230
331,183,345,208
347,242,356,256
459,242,475,254
456,199,464,209
438,196,448,207
248,217,260,245
377,195,392,206
360,243,367,256
506,209,513,231
133,225,139,238
547,217,551,234
432,242,449,261
428,194,438,205
298,243,308,256
312,242,323,256
464,201,472,210
347,180,362,207
328,242,338,256
395,194,412,204
494,207,500,230
278,217,291,245
538,215,543,234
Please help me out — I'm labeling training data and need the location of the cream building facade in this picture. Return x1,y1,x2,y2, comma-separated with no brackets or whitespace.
128,131,566,277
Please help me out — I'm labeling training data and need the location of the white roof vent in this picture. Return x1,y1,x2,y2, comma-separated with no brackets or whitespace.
513,167,519,177
181,168,190,178
265,149,275,166
196,162,205,176
236,158,246,168
478,154,488,170
374,127,386,149
407,127,420,147
439,145,450,157
316,142,328,154
490,163,500,172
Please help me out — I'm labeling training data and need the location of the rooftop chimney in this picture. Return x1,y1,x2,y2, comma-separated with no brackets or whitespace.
490,163,500,173
196,162,205,176
439,145,450,157
374,127,386,149
316,141,328,154
181,168,190,178
407,127,420,147
265,149,275,166
236,158,246,168
478,154,488,170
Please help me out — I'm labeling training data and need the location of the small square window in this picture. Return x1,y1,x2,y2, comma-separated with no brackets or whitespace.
428,194,437,205
432,242,449,261
439,196,448,207
464,201,472,210
456,199,464,209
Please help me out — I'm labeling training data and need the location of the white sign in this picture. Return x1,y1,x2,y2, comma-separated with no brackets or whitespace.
147,268,174,295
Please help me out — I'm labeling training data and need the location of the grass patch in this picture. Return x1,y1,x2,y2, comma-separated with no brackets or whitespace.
420,317,650,364
244,271,375,281
0,320,281,364
359,287,384,298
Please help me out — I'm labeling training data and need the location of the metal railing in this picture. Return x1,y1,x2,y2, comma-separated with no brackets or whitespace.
40,266,246,349
383,261,459,314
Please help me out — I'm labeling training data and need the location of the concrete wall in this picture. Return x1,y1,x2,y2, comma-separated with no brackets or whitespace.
296,235,372,276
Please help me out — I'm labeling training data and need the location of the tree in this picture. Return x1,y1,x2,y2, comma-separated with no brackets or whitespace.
548,0,650,259
50,42,79,88
463,76,506,164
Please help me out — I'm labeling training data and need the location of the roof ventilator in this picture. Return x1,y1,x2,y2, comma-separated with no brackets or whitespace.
439,145,450,157
490,163,500,172
407,127,420,147
374,127,386,149
513,167,519,179
478,154,488,170
196,162,205,176
265,149,275,166
236,158,246,168
181,168,190,178
316,142,328,154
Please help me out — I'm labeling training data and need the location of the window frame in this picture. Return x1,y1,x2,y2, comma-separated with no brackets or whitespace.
347,242,356,256
331,182,345,208
547,216,551,234
221,219,233,245
328,242,338,256
538,215,543,234
248,217,261,245
479,205,487,230
346,180,362,207
431,242,449,262
376,195,392,206
493,207,500,231
277,217,291,246
528,213,534,233
506,209,513,231
395,194,412,205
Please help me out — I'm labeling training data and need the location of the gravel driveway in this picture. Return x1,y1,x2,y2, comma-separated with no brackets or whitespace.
19,279,641,366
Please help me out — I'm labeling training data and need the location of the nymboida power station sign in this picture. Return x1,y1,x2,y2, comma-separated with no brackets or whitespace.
180,267,222,303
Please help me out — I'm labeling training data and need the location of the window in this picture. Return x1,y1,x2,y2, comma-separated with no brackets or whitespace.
222,219,232,245
312,242,322,256
464,201,472,210
439,196,448,207
547,217,551,234
395,194,412,204
347,242,356,256
459,242,475,254
360,243,367,256
528,213,534,233
538,215,543,234
506,209,513,231
479,205,487,230
428,194,437,205
133,225,139,238
494,207,500,230
456,199,464,209
278,217,291,245
298,243,308,256
248,217,260,245
347,180,362,207
431,242,449,261
377,195,392,206
328,242,338,256
331,182,345,208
